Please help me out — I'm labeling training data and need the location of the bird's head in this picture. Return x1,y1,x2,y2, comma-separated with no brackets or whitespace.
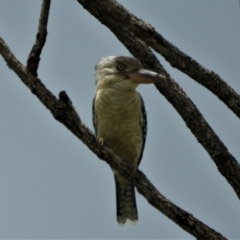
95,56,164,91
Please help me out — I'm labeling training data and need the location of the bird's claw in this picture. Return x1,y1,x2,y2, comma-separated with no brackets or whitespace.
98,137,104,145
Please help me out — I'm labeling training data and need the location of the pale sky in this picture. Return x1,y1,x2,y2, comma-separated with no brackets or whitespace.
0,0,240,239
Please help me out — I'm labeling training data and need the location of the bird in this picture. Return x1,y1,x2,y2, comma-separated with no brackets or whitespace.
92,56,163,226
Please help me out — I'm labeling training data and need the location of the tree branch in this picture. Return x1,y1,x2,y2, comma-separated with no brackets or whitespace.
77,0,240,119
0,36,226,240
26,0,51,76
77,0,240,201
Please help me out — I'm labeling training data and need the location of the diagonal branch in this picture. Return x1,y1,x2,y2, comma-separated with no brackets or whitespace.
77,0,240,119
27,0,51,76
77,0,240,201
0,36,226,240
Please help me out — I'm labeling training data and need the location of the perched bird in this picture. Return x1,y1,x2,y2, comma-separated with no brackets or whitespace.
92,56,163,226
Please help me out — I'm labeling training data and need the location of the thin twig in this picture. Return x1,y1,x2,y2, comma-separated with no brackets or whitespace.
27,0,51,76
0,36,226,240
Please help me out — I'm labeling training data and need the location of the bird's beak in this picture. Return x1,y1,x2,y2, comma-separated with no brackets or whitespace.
127,69,165,84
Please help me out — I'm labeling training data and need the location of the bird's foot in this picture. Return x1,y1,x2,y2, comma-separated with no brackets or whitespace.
98,137,104,145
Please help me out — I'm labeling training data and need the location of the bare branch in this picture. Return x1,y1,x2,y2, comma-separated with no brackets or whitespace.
0,37,56,110
77,0,240,119
77,0,240,201
27,0,51,76
0,36,226,240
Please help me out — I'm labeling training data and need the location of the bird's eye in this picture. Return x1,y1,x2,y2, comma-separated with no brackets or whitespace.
117,63,126,71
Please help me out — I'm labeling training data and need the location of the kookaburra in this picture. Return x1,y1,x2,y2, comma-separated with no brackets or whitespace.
92,56,164,226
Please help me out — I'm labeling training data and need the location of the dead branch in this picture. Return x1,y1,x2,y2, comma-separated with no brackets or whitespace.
0,36,226,240
26,0,51,76
77,0,240,119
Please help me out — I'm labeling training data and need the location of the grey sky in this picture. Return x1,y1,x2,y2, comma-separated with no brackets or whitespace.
0,0,240,238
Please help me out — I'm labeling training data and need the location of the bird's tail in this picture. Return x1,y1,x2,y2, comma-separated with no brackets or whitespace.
115,175,138,226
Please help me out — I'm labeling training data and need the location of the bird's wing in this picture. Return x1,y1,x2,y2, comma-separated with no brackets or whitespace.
138,94,147,166
92,95,98,135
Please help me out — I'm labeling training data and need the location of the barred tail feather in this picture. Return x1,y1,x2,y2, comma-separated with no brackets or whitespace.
115,175,138,226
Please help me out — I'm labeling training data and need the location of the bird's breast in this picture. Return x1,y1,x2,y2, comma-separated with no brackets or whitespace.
95,89,144,164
